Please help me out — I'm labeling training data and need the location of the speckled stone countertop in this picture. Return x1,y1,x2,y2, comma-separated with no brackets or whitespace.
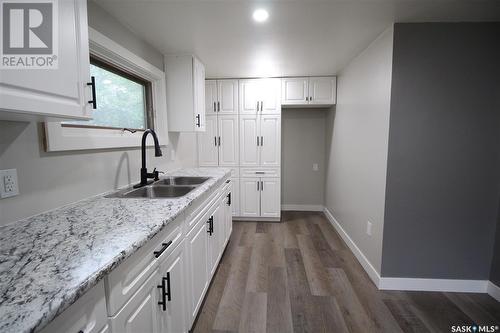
0,168,231,333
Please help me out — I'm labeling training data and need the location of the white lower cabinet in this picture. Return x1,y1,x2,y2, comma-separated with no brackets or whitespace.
158,241,187,333
239,177,281,219
240,178,261,217
186,210,210,325
42,178,232,333
110,269,162,333
40,281,109,333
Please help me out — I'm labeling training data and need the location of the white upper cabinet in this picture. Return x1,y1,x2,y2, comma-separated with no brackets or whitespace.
260,115,281,167
166,55,206,132
218,80,239,114
205,80,218,115
281,76,336,107
205,79,238,114
197,116,219,167
281,78,309,105
239,78,281,114
0,0,92,121
309,77,337,105
239,114,280,167
218,115,239,166
239,115,260,166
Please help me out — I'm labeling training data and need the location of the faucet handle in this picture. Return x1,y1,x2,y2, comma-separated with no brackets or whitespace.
152,168,164,181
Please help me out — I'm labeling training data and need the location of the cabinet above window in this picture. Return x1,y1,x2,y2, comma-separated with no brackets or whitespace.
281,76,336,107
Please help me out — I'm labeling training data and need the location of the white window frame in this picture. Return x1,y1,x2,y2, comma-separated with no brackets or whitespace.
44,28,168,151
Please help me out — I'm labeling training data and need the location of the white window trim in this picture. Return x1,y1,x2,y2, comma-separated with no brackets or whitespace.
45,27,168,151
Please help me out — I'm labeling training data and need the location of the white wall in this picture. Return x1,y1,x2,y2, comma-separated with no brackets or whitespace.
0,2,197,225
324,27,393,274
281,109,327,209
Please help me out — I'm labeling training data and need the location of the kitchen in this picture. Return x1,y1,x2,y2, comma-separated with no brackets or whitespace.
1,0,500,332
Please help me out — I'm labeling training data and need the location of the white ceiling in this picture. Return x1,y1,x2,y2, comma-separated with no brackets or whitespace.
94,0,500,78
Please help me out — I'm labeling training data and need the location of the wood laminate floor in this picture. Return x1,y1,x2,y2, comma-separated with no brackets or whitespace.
192,211,500,333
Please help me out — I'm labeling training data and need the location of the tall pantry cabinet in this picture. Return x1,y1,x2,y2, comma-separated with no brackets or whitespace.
198,78,281,221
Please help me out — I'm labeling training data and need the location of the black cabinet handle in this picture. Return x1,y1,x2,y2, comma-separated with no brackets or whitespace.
157,277,166,311
306,96,309,101
214,136,217,147
261,136,263,146
227,192,231,206
153,240,173,258
207,216,214,235
164,273,171,302
217,101,220,112
157,272,171,311
196,114,201,127
261,181,264,191
218,136,221,146
213,102,216,112
257,136,260,146
87,76,97,109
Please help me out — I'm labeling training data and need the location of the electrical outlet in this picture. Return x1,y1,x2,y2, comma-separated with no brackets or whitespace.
366,221,373,236
0,169,19,199
312,163,319,171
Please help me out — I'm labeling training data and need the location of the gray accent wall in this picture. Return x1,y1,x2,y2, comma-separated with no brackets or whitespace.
281,109,327,208
381,23,500,279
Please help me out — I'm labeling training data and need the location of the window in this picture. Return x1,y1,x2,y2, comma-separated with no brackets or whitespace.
63,56,153,131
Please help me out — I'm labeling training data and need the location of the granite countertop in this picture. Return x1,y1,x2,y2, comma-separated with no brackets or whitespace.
0,168,231,333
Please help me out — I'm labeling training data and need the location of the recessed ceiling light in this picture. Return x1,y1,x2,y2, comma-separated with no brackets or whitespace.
253,9,269,23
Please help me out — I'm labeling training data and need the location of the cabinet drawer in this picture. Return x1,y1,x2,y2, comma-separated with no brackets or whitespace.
105,216,184,316
240,167,280,178
184,187,220,233
40,281,108,333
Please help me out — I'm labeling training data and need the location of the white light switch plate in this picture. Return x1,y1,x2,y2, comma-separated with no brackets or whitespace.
366,221,373,236
312,163,319,171
0,169,19,198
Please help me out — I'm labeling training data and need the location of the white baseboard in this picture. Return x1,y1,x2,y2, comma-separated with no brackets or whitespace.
322,207,381,287
487,281,500,301
233,217,281,222
281,204,324,212
322,207,495,295
379,277,488,293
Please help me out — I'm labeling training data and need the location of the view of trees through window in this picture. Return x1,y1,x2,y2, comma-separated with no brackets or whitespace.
65,61,148,130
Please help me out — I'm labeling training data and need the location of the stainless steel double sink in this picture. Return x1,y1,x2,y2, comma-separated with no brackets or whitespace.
106,176,210,199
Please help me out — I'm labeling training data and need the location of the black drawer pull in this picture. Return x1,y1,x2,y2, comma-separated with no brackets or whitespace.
154,240,173,258
196,114,201,127
227,192,231,206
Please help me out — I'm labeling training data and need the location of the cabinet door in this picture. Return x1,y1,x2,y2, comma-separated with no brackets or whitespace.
197,116,218,166
218,80,238,114
281,78,309,105
260,115,281,167
0,0,91,120
309,77,336,105
239,115,260,166
193,57,206,132
239,79,260,114
239,178,260,217
218,115,239,166
260,178,281,218
186,220,209,322
260,78,281,114
205,80,218,115
225,191,233,243
208,204,223,277
231,179,240,217
159,242,187,333
110,270,162,333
